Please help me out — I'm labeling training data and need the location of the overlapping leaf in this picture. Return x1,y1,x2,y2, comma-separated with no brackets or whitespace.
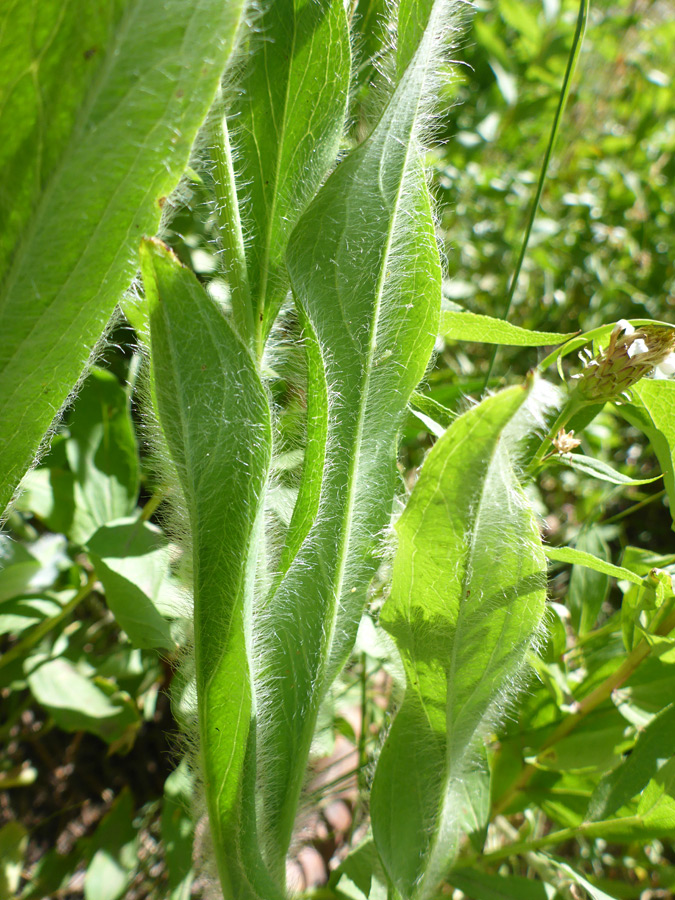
251,2,447,875
141,240,276,900
370,387,547,899
0,0,247,515
221,0,350,348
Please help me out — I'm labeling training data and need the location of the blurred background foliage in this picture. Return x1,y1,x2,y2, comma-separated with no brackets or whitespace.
2,0,675,897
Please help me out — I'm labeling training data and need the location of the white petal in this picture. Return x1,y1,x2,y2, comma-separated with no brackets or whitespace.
627,337,648,358
657,353,675,376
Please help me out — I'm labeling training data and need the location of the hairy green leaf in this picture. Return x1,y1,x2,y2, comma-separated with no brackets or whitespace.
545,546,643,587
141,239,277,900
546,452,662,486
221,0,350,349
252,4,446,876
0,0,247,516
371,386,547,899
441,310,575,346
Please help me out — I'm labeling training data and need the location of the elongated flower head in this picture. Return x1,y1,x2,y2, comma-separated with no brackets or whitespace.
573,320,675,403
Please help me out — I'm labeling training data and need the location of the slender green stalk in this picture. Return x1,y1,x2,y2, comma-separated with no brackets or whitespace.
0,573,96,673
212,113,254,349
483,0,589,391
602,488,666,525
526,394,584,474
492,603,675,816
457,815,643,868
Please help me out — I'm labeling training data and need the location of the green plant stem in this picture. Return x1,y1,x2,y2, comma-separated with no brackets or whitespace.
139,486,167,523
602,488,666,525
527,395,584,475
358,651,369,790
492,602,675,816
212,112,254,349
0,573,96,673
457,816,643,869
482,0,588,392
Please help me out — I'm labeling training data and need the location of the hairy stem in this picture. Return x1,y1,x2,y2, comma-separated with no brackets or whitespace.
212,113,254,349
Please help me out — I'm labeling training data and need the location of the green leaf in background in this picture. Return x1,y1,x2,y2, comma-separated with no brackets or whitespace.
0,538,44,603
87,518,179,651
329,839,389,900
220,0,350,349
16,368,140,543
621,545,675,576
0,821,28,900
161,761,195,900
26,657,139,744
254,2,445,874
0,596,62,638
0,0,247,516
66,369,139,543
546,452,662,486
628,380,675,529
568,528,611,635
83,789,138,900
448,869,552,900
370,386,547,900
587,703,675,821
141,239,276,900
440,309,575,346
545,545,642,587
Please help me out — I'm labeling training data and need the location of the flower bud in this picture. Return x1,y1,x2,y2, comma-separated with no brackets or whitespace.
572,320,675,403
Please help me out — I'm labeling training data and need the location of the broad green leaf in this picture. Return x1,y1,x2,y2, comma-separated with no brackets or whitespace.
26,657,139,743
87,519,178,651
370,387,547,900
440,310,575,346
621,546,675,576
568,528,610,635
634,756,675,832
587,703,675,821
546,452,662,486
449,870,553,900
13,436,77,534
16,369,139,543
0,0,247,516
628,380,675,529
0,821,28,900
253,4,445,873
84,789,138,900
162,761,195,900
545,546,643,587
141,239,277,900
329,839,389,900
221,0,350,348
67,369,139,543
0,538,44,602
0,596,62,637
